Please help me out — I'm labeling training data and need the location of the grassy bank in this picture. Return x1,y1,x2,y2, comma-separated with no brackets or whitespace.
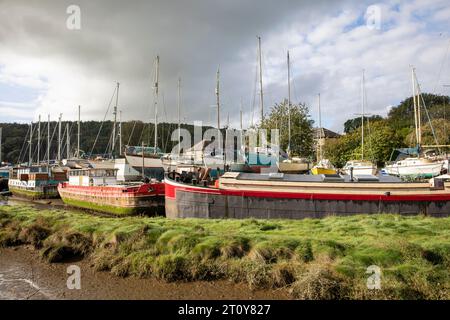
0,203,449,299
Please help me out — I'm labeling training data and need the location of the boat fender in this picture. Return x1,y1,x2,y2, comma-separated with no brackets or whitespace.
384,192,391,196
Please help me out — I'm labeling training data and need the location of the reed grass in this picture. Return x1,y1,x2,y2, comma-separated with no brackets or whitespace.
0,203,449,299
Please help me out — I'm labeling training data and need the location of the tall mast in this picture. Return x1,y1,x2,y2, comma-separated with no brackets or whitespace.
258,36,264,123
153,56,159,154
66,123,70,159
240,99,243,131
57,114,62,162
0,127,2,164
216,68,220,131
318,93,322,162
177,77,181,155
29,122,33,166
77,105,80,158
415,71,422,146
216,68,221,152
240,98,244,152
119,110,122,156
47,115,50,170
361,69,365,160
412,67,419,147
287,50,291,156
112,82,119,157
37,115,41,164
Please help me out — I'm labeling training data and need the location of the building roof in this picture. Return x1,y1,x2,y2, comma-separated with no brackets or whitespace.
313,127,341,139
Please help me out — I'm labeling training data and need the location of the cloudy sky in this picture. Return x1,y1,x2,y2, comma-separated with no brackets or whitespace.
1,0,450,132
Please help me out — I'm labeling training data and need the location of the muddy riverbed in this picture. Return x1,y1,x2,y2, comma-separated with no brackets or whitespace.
0,246,289,300
0,197,290,300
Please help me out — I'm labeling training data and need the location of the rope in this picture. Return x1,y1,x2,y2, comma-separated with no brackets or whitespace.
127,121,138,146
416,76,441,152
89,85,117,156
18,125,30,164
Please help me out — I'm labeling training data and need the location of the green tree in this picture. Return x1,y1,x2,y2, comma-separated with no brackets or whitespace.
343,115,383,133
260,100,314,157
405,118,450,147
324,120,404,167
387,93,449,132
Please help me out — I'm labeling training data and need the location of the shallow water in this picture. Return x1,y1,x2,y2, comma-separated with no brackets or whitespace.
0,247,289,300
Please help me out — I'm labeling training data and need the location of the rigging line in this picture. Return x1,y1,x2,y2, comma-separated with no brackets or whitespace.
127,121,137,146
432,39,450,94
89,85,117,156
137,121,145,144
416,76,440,150
18,125,30,164
161,92,168,151
31,121,49,163
41,119,59,162
60,121,77,159
104,127,113,156
162,92,172,152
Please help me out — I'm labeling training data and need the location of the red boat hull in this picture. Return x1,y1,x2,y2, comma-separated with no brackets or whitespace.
58,182,165,216
165,176,450,219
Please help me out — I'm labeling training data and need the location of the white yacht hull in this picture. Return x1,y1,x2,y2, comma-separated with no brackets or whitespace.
385,162,443,178
343,166,377,176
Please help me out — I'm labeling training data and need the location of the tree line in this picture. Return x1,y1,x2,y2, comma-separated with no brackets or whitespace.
1,93,448,166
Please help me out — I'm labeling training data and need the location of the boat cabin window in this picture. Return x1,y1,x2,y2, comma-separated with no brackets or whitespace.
69,169,117,177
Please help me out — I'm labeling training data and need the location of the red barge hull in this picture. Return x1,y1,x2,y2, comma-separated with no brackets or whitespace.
164,173,450,219
58,182,165,216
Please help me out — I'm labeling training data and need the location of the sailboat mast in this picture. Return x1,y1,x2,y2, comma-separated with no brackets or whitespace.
258,36,264,123
240,99,243,131
77,105,80,158
154,56,159,154
177,77,181,155
112,82,119,157
318,93,322,162
37,115,41,164
361,70,365,160
58,114,62,162
47,115,50,170
216,68,220,132
415,70,422,146
66,123,70,159
287,50,291,156
412,67,419,147
119,110,122,156
0,127,2,164
29,122,33,166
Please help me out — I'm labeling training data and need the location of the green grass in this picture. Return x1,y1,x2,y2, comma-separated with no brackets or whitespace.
8,187,59,199
0,204,449,299
61,197,138,216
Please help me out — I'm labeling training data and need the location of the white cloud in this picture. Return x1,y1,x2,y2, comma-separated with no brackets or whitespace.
0,0,449,134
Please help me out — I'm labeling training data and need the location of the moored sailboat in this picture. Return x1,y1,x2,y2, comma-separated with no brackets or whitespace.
124,56,165,180
311,94,337,175
343,70,377,176
385,68,444,178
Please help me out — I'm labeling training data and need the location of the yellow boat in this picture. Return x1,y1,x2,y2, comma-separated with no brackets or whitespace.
311,166,337,175
311,159,337,175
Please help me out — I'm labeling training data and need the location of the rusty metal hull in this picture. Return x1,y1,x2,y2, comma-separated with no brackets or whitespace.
165,176,450,219
58,183,165,216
